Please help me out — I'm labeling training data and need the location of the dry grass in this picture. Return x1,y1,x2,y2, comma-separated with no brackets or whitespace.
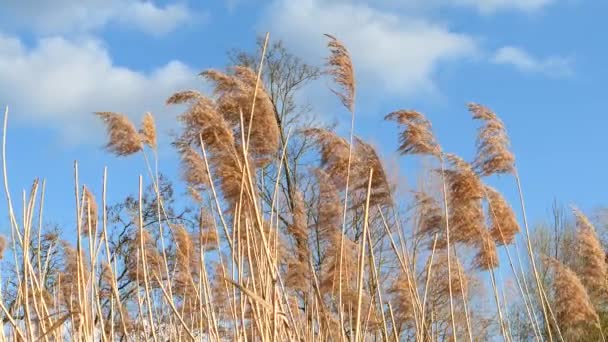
0,34,601,342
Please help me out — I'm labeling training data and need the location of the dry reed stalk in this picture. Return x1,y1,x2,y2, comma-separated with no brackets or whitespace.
466,103,553,339
322,35,358,339
81,186,98,236
385,108,458,339
354,168,374,341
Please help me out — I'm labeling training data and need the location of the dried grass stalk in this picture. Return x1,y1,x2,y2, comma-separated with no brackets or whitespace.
82,186,98,236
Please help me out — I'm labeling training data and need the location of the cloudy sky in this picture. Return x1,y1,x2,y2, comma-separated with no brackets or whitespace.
0,0,606,228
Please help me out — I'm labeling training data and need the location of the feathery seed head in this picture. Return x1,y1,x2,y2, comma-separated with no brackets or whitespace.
385,110,441,157
95,112,143,156
469,103,515,176
140,112,157,149
325,34,356,112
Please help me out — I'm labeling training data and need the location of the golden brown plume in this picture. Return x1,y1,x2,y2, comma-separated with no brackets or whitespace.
325,34,356,112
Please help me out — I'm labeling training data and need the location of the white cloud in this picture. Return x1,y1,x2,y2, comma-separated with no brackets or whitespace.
262,0,478,97
315,0,555,14
448,0,554,14
492,46,573,77
0,0,195,36
0,33,199,144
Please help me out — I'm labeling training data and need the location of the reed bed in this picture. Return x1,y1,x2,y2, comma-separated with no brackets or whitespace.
0,34,605,342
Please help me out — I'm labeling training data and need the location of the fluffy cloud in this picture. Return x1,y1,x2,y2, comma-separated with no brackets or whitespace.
313,0,555,14
0,33,199,143
262,0,478,97
0,0,195,36
446,0,554,14
492,46,573,77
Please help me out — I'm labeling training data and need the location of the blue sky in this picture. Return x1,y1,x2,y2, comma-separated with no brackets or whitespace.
0,0,606,232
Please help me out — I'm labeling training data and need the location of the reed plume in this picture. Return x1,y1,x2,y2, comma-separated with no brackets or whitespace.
170,90,247,211
172,94,235,152
474,229,499,270
202,66,279,166
353,137,393,207
485,185,520,245
427,252,469,300
320,231,358,300
166,90,204,104
469,103,515,176
304,128,354,189
444,154,485,244
285,191,311,291
413,191,444,240
177,145,209,191
315,169,343,241
388,270,416,330
172,224,198,294
0,235,6,259
127,229,163,287
573,207,607,297
199,208,219,249
82,186,98,236
95,112,143,156
140,112,157,150
384,110,441,157
324,34,356,112
543,256,599,331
